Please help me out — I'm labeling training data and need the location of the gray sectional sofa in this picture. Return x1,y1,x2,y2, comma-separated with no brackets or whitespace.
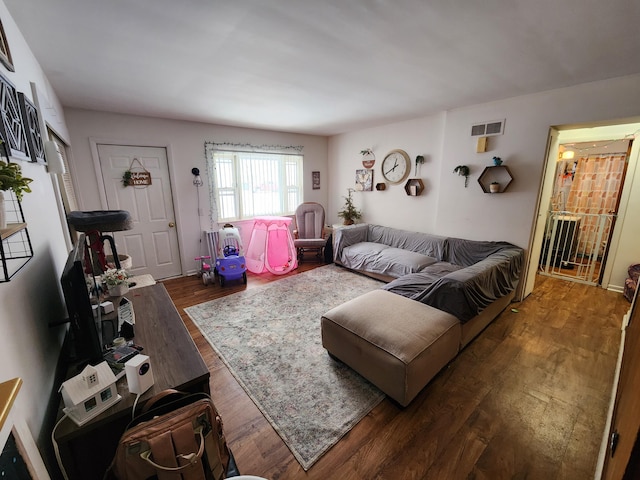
332,223,524,325
321,224,524,406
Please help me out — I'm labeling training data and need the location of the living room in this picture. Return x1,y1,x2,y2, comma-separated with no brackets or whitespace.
0,1,639,479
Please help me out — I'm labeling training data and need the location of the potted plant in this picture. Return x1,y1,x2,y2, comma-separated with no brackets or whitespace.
453,165,470,188
415,155,425,176
0,159,33,201
0,158,33,229
360,148,375,168
102,267,131,297
337,188,362,225
490,181,500,193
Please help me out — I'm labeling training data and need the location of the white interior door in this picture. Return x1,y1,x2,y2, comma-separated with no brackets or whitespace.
522,128,559,299
97,144,181,280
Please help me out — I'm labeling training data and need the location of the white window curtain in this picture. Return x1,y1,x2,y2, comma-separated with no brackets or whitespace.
205,142,303,225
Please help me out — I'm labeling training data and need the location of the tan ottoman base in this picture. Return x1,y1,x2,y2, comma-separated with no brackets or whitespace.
321,290,460,407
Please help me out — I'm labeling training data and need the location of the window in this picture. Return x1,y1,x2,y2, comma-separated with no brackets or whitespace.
48,128,78,250
207,150,303,221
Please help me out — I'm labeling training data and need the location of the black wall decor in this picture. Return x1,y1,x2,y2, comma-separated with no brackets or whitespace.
0,18,14,72
18,92,44,163
0,73,28,160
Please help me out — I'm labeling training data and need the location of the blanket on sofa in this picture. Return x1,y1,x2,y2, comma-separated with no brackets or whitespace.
334,224,524,323
382,244,523,323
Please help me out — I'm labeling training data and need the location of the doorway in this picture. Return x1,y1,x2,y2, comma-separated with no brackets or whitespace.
96,144,182,280
539,139,631,285
523,121,640,298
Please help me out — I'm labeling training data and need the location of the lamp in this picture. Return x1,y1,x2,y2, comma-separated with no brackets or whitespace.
191,167,203,186
561,150,575,160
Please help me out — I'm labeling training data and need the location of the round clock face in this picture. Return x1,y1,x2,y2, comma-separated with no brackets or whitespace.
381,150,410,184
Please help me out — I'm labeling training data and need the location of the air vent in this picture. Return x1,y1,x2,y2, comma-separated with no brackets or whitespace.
471,119,505,137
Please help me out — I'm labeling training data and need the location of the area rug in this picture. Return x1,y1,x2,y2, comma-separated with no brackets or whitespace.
185,264,385,470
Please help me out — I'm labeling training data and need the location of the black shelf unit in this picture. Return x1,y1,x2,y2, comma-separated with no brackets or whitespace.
0,178,33,282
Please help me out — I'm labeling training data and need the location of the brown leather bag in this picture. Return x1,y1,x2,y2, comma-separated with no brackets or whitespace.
107,390,232,480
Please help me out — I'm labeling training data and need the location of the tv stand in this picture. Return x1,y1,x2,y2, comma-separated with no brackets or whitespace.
52,283,209,479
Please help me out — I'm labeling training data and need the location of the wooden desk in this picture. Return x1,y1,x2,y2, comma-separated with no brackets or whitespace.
54,283,210,479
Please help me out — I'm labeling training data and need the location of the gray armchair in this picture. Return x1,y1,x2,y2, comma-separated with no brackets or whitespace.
293,202,326,261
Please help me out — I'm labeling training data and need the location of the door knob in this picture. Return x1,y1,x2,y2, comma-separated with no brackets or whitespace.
168,222,175,228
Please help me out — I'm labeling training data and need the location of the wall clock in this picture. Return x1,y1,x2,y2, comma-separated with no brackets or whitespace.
381,149,410,184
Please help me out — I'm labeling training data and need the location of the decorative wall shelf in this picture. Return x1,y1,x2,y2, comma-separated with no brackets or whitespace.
0,191,33,282
477,165,513,193
0,222,33,282
404,178,424,196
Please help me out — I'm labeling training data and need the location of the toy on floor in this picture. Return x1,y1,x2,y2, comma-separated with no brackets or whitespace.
215,224,247,287
195,255,213,285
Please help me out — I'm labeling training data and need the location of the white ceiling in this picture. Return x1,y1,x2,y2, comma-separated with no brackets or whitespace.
5,0,640,136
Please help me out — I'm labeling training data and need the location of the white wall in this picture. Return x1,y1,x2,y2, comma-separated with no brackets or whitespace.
0,0,72,455
66,75,640,291
64,109,329,275
328,113,446,232
328,74,640,292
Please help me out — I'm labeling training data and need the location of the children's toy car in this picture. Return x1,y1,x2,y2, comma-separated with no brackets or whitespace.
215,225,247,287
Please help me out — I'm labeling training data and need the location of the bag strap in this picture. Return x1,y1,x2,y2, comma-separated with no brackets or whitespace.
141,389,183,414
129,391,213,430
142,425,206,479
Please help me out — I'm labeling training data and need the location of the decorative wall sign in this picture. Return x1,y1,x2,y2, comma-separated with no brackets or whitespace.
312,171,320,190
0,73,28,160
128,170,152,186
18,93,45,163
122,158,152,187
0,18,14,72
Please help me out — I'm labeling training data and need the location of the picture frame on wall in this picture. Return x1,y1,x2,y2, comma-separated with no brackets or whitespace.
18,92,45,163
0,72,29,161
0,18,14,72
312,171,320,190
355,169,373,191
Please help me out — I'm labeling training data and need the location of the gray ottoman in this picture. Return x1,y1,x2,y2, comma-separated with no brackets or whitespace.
321,290,461,407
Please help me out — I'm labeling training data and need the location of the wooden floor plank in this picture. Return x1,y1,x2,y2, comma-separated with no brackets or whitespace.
162,263,630,479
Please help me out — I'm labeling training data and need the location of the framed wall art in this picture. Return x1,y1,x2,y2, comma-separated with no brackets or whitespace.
355,169,373,191
18,92,45,163
0,18,13,72
0,73,29,160
312,171,320,190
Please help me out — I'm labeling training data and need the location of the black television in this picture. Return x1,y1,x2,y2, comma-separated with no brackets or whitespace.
60,233,104,366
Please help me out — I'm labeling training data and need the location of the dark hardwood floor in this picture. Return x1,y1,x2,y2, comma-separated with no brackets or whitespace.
162,261,630,480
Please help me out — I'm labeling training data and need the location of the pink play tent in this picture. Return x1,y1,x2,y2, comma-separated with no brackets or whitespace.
245,216,297,275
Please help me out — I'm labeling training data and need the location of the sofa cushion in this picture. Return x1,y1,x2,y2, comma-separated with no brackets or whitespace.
384,249,524,323
341,243,437,278
343,241,390,255
367,225,448,260
340,242,389,268
375,248,438,277
382,261,463,297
